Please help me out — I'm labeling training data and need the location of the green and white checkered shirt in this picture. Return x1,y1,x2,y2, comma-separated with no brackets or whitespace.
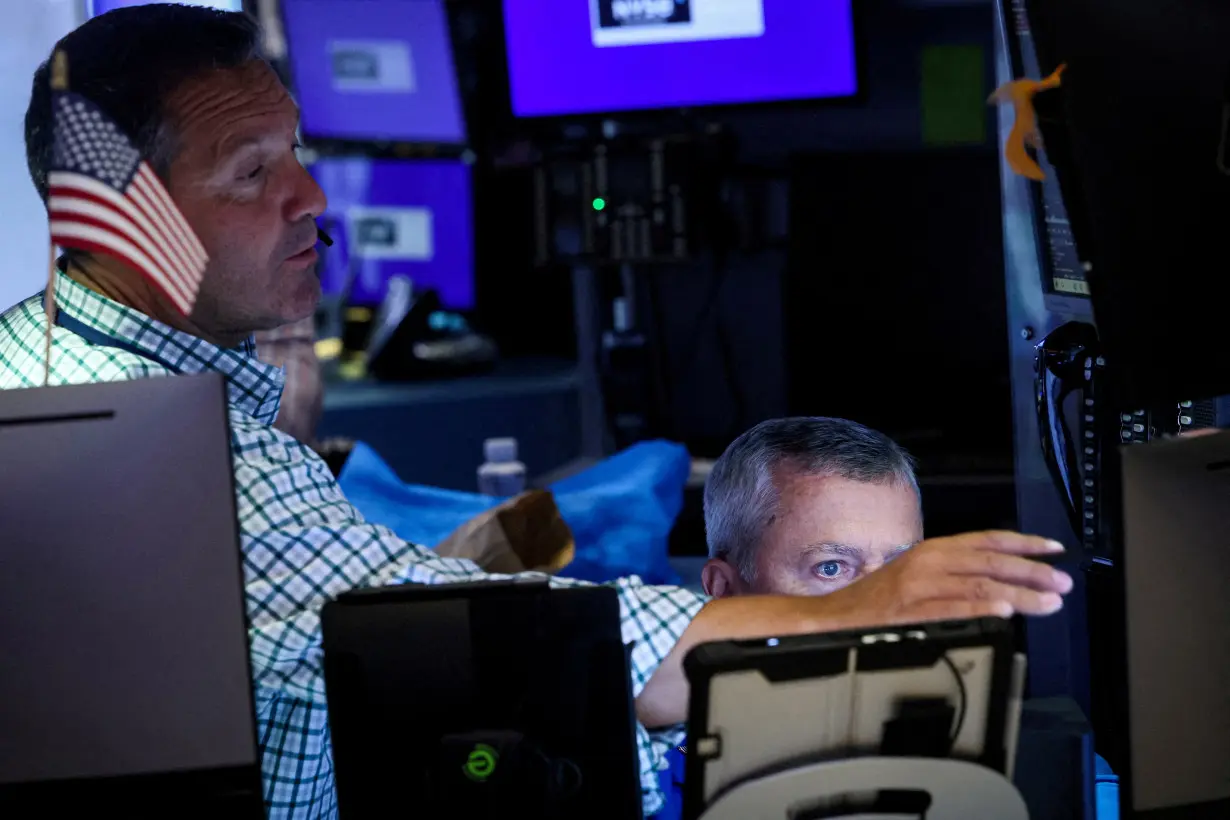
0,271,706,818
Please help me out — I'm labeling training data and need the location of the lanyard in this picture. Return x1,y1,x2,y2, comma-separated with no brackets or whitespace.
52,301,279,425
55,310,183,373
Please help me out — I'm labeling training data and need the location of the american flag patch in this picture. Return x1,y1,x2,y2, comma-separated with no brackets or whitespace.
47,91,207,315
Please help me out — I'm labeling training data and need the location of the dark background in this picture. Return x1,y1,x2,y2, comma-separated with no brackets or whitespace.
451,0,1014,536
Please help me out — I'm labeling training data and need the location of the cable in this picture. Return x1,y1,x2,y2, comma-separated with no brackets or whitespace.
671,255,753,441
940,653,968,752
643,271,676,439
673,172,739,399
673,257,731,388
714,308,749,437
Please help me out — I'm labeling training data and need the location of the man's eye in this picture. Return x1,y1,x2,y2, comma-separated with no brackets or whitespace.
240,164,265,181
816,560,845,579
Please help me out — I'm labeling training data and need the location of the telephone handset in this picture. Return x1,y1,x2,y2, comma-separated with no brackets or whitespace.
1034,321,1101,549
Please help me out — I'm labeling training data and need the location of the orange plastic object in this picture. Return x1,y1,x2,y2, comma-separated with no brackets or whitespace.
988,64,1066,181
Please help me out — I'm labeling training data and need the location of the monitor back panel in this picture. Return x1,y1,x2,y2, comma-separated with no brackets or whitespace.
1121,434,1230,817
323,582,642,819
0,375,261,814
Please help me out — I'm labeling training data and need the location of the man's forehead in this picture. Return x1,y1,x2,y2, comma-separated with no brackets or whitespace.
167,61,296,146
212,111,300,156
804,541,915,558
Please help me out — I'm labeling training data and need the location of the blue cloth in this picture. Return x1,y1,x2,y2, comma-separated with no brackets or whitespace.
1095,754,1119,819
337,440,689,585
655,747,686,819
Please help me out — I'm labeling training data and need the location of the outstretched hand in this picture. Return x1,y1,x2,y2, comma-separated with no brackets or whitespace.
636,530,1072,728
821,530,1071,627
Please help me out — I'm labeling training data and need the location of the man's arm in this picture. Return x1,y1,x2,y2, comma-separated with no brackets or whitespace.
636,531,1070,727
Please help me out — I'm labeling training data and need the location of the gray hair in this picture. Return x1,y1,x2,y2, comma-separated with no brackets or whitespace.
704,417,919,581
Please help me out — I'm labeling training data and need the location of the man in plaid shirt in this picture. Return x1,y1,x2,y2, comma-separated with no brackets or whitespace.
3,6,1072,818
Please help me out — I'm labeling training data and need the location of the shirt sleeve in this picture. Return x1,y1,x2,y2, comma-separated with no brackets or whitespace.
233,432,705,817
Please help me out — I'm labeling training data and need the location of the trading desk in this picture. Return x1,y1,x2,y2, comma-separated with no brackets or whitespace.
318,358,582,490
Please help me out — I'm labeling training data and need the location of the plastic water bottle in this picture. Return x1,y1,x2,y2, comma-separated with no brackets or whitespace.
477,437,526,497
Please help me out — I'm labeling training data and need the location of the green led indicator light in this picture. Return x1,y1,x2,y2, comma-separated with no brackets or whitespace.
592,197,606,211
463,743,498,782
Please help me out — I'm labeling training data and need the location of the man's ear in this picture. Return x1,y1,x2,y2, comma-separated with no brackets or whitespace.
701,558,742,598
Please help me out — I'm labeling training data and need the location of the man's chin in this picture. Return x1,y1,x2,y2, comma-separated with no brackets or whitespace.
270,278,322,328
293,269,323,310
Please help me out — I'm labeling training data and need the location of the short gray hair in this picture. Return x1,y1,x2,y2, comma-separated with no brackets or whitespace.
704,417,919,581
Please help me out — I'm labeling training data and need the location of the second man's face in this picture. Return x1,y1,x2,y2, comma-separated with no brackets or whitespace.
704,471,923,599
748,471,923,596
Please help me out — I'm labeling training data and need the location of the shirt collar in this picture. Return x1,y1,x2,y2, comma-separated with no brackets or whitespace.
54,271,284,425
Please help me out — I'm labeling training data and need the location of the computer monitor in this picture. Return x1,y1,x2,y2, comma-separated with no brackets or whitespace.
85,0,243,15
1118,432,1230,818
322,580,643,819
0,374,263,817
503,0,858,117
311,157,475,309
1021,0,1230,406
282,0,467,145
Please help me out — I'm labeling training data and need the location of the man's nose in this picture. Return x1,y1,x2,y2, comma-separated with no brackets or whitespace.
286,162,327,223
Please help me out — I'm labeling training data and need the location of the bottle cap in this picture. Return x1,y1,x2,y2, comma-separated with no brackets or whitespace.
613,297,631,333
484,437,518,463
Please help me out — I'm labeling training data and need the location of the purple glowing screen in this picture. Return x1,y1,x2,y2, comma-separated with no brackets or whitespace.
312,158,474,309
87,0,242,13
503,0,857,117
283,0,466,144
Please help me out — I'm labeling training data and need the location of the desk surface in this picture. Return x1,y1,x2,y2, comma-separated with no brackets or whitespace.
323,358,579,412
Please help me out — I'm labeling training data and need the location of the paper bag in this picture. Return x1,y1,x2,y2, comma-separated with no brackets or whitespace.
434,490,575,575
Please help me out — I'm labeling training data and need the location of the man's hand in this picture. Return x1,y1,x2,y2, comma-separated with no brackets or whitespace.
636,531,1070,727
821,530,1070,626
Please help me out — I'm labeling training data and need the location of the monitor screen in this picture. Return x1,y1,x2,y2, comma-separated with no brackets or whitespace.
312,158,474,309
283,0,466,145
503,0,858,117
86,0,243,14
